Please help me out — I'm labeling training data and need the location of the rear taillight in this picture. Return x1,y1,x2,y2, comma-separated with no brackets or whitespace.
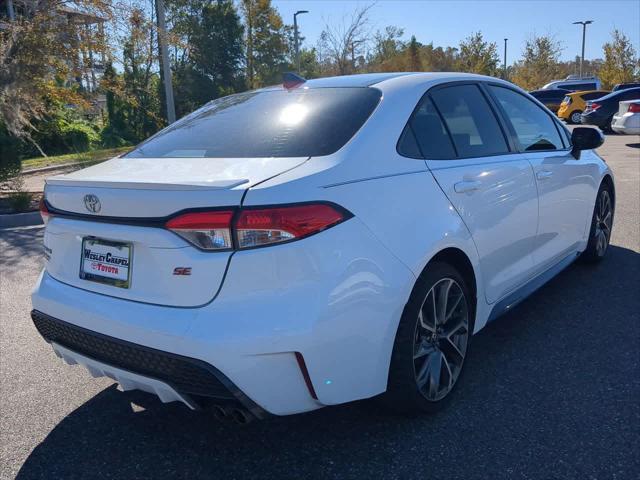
165,203,350,251
39,198,51,225
590,102,601,111
165,210,234,250
628,103,640,113
236,204,347,249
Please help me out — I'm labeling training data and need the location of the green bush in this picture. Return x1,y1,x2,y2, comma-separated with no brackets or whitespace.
28,108,102,156
0,123,23,182
7,191,33,212
60,121,101,152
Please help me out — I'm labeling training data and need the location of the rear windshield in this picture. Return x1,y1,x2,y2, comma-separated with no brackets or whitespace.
126,87,382,158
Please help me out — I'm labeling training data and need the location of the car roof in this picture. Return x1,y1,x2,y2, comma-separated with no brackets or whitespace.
529,88,569,94
301,72,415,87
599,87,640,100
258,72,516,95
568,90,609,96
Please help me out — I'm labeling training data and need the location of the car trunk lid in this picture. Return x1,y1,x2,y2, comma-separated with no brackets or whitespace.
43,156,307,306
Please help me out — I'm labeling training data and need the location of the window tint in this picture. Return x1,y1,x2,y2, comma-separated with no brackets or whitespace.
620,88,640,101
430,85,508,158
582,91,607,101
563,83,596,91
126,87,381,158
398,96,456,159
490,86,564,152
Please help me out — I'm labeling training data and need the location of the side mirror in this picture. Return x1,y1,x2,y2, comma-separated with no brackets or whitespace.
571,127,604,159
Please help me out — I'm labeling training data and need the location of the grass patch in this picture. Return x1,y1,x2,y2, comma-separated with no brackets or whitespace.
21,147,131,171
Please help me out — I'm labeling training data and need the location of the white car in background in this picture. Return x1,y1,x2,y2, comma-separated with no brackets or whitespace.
612,100,640,134
32,72,614,423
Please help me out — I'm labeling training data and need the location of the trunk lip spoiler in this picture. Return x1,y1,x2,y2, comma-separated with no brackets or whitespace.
45,177,250,190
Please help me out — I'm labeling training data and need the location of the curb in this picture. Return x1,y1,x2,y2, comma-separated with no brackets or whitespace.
0,211,43,229
22,159,105,175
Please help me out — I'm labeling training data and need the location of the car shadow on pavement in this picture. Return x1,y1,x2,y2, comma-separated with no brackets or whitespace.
625,143,640,148
16,245,640,480
0,227,44,269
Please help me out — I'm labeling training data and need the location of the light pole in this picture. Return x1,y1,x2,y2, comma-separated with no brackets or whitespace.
294,10,309,73
503,38,508,80
572,20,593,78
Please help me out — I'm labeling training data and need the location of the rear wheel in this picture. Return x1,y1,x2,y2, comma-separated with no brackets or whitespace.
570,110,583,124
581,184,614,263
382,262,472,413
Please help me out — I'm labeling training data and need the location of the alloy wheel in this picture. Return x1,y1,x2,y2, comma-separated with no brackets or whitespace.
571,111,582,124
413,278,469,402
594,190,613,256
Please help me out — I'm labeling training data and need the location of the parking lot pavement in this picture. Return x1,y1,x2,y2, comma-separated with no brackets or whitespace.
1,134,639,480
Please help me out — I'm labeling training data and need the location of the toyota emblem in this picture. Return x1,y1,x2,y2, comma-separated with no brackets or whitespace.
83,194,101,214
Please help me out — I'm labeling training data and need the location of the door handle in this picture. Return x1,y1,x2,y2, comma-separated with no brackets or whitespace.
454,180,482,193
536,170,553,180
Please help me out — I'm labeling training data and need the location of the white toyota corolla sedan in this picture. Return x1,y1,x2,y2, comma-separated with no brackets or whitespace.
32,72,614,423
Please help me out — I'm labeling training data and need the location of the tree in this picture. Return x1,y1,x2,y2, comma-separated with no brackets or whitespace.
241,0,289,88
0,0,112,157
599,30,639,89
368,26,405,72
165,0,244,116
317,4,373,76
457,31,499,75
297,48,321,79
511,35,563,90
422,43,458,71
101,8,162,145
405,35,423,71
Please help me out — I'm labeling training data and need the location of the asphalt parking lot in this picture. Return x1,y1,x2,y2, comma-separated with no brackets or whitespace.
1,133,639,480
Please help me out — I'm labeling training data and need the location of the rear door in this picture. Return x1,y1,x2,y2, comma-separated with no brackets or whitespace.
487,85,597,269
415,83,539,304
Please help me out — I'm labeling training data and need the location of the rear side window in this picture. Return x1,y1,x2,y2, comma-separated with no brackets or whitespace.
490,86,564,151
581,92,607,101
430,84,509,158
126,87,382,158
563,83,596,91
620,89,640,100
398,96,456,159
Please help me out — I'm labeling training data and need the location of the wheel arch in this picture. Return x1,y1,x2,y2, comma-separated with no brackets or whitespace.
601,173,615,208
426,248,477,326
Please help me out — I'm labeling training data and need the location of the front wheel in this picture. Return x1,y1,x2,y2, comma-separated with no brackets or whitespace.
382,262,473,413
570,110,583,124
581,185,614,263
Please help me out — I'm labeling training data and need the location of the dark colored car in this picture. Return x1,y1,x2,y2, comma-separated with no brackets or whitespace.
581,87,640,131
528,89,571,113
612,82,640,92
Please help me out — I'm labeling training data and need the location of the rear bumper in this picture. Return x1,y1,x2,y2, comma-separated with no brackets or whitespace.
31,310,266,417
612,114,640,134
31,217,415,415
580,113,608,127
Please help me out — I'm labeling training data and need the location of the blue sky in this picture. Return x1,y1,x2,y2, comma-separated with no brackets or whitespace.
273,0,640,63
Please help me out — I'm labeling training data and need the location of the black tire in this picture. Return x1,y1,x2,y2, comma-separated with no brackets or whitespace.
603,115,615,133
381,262,474,414
581,183,614,263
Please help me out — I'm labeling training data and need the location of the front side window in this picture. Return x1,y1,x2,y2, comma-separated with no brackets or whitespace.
430,84,509,158
490,86,564,152
126,87,382,158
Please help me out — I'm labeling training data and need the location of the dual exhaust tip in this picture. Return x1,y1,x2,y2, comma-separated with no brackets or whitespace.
211,404,254,425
